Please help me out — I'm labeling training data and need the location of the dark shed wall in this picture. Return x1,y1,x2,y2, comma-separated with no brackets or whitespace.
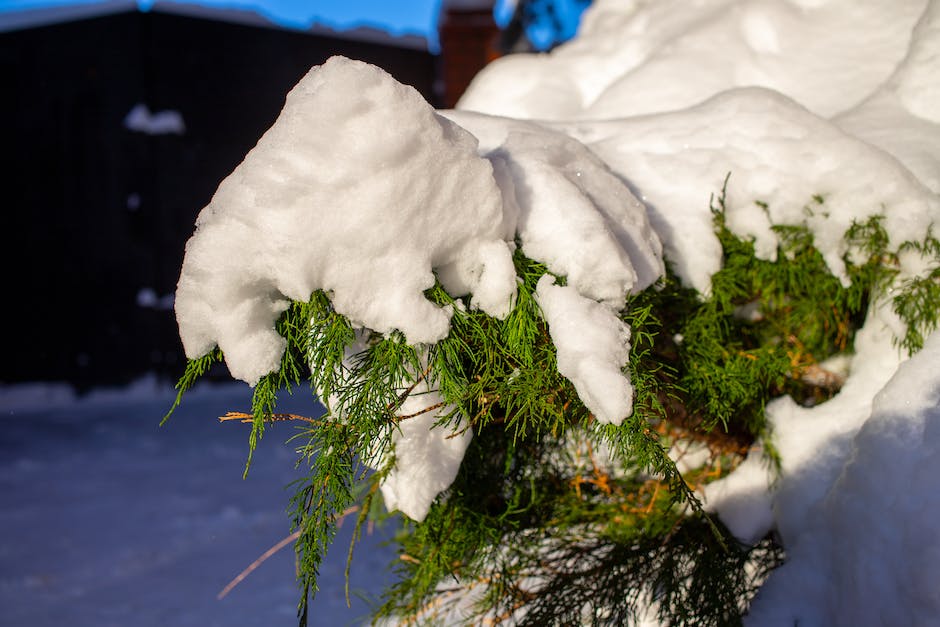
1,12,436,387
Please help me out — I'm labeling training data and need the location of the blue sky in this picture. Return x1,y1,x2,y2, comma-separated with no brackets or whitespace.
0,0,445,41
0,1,589,51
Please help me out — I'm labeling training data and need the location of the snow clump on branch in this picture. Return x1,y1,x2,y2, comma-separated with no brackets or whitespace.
175,57,517,386
175,56,663,519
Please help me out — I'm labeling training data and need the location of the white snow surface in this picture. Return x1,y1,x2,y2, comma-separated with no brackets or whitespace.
453,0,940,622
748,329,940,626
441,110,664,300
0,378,396,626
176,57,516,385
173,0,940,620
534,275,633,425
379,379,472,521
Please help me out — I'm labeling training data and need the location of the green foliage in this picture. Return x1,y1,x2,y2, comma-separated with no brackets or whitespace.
669,192,892,436
373,273,769,627
161,347,222,425
166,190,940,626
892,229,940,353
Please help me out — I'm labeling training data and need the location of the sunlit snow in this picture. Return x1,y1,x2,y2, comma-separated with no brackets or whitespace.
169,0,940,621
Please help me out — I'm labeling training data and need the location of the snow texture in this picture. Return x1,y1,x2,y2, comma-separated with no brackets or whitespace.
379,379,472,521
555,89,939,293
442,111,664,300
176,58,664,521
0,379,396,626
175,57,515,385
748,329,940,626
534,275,633,425
456,0,940,621
173,0,940,618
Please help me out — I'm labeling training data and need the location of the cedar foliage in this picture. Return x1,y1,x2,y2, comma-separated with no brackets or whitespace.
166,185,939,626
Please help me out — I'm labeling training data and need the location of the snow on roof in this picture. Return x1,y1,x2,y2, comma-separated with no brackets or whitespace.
0,0,135,33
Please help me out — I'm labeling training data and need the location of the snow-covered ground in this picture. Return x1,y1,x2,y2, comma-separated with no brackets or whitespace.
0,378,397,627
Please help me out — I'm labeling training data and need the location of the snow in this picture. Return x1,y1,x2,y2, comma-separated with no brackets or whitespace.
40,0,935,621
123,103,186,136
0,378,397,626
534,275,633,425
379,379,472,521
747,329,940,625
450,0,937,621
175,55,665,521
553,87,939,292
176,56,515,385
459,0,924,120
700,450,774,545
442,110,664,301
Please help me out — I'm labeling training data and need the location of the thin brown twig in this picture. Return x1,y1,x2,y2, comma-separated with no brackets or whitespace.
396,401,446,420
220,392,442,429
219,411,327,426
388,362,434,412
217,505,359,600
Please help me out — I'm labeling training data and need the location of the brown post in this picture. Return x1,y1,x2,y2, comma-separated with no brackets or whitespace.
437,1,501,108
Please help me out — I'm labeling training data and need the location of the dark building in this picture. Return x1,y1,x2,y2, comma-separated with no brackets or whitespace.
1,5,438,388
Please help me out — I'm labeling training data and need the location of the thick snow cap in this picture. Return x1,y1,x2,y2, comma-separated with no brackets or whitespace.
175,56,515,385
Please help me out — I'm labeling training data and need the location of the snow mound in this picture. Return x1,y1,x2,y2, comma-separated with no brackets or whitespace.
444,111,664,301
747,329,940,625
453,0,940,620
175,57,515,385
557,87,939,293
176,57,667,520
460,0,923,121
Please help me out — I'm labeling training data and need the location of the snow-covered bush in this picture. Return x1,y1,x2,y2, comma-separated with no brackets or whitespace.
167,1,940,625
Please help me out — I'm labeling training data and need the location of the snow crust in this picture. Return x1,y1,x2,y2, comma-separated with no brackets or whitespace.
176,0,940,614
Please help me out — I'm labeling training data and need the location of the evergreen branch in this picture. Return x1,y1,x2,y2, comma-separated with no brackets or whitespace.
168,187,939,627
161,347,223,425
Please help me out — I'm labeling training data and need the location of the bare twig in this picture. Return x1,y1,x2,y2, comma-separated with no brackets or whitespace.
395,401,445,421
219,411,326,426
387,362,435,412
217,505,359,600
